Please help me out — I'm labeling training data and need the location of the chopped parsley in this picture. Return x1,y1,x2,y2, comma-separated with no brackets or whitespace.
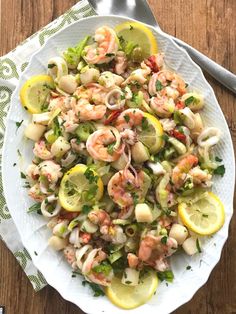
161,134,169,141
105,53,115,57
215,156,222,162
27,203,41,214
213,164,225,177
131,192,139,205
124,114,130,123
125,281,132,285
48,63,56,69
34,251,38,256
196,238,202,253
107,142,116,155
52,117,62,137
129,25,134,30
13,163,17,167
156,80,163,91
83,185,98,201
202,214,208,218
161,236,168,245
84,168,98,184
20,172,26,179
17,149,22,157
141,117,148,130
186,265,192,270
157,270,174,283
15,120,24,132
82,281,105,297
82,204,92,215
93,261,112,276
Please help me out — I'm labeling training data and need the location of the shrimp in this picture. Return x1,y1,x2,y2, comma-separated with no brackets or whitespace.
150,95,175,118
100,225,127,244
84,249,113,286
127,253,139,269
148,70,186,98
171,154,198,189
33,140,52,160
138,234,178,271
107,169,144,207
83,26,118,65
28,183,45,202
115,108,144,132
48,96,75,112
75,98,107,121
70,139,87,155
26,164,40,181
114,51,128,75
120,129,137,145
88,209,111,226
86,127,124,162
80,232,92,244
144,53,164,73
189,166,212,187
122,61,151,85
38,160,62,184
74,83,108,106
61,109,79,133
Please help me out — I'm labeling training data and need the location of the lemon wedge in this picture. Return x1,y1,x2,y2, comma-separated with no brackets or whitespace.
20,75,54,113
115,21,158,58
178,192,225,235
106,270,158,309
59,164,104,212
138,112,163,154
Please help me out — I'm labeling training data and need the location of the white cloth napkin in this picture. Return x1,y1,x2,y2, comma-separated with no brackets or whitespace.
0,0,96,291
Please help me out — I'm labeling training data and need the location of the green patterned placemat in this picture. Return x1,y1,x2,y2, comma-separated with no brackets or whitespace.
0,0,96,291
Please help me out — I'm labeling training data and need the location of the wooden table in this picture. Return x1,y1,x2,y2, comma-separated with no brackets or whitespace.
0,1,235,313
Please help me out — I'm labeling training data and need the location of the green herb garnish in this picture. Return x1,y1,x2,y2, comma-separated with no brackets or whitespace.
157,270,174,283
161,236,168,245
27,203,41,214
15,120,24,132
213,165,225,177
156,80,163,91
215,156,222,162
82,281,105,297
105,53,115,57
124,114,130,123
82,204,92,215
107,142,116,155
93,261,112,276
141,117,148,130
48,63,56,69
20,172,26,179
84,168,98,184
196,238,202,253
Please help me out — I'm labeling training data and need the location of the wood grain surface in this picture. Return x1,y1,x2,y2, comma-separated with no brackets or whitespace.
0,1,236,313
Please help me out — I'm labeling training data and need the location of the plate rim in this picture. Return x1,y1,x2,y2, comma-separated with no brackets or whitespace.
2,14,235,314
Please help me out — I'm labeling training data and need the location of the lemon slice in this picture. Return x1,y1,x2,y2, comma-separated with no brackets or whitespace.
106,270,158,309
20,75,54,113
178,192,225,235
138,112,163,154
115,22,158,58
59,164,104,212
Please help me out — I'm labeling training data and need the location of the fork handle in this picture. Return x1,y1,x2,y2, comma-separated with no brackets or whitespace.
172,37,236,94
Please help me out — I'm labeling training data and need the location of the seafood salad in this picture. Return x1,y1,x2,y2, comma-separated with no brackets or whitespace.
20,23,225,308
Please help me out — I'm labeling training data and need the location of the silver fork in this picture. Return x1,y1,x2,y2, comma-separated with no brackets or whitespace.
88,0,236,94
